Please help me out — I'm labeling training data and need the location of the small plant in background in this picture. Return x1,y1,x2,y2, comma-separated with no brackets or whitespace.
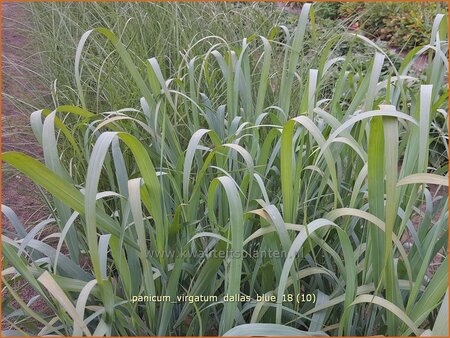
377,6,433,48
338,2,448,49
2,3,448,337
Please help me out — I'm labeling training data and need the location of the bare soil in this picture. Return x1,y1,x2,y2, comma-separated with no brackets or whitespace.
2,2,53,327
2,3,49,231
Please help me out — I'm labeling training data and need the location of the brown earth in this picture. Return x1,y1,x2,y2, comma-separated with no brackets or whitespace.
2,2,49,231
2,2,54,330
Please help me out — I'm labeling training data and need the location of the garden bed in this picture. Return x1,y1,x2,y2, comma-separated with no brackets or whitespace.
2,2,448,336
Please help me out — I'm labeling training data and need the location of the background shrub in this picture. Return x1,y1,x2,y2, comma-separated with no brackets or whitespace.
338,2,448,49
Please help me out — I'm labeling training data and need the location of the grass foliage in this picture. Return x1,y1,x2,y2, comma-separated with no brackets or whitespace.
22,2,282,112
2,3,448,336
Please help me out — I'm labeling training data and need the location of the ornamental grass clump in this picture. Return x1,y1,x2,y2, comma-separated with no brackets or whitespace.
2,4,448,336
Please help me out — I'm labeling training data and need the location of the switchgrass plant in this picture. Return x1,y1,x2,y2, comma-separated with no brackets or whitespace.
24,2,283,112
2,4,448,336
22,2,356,113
